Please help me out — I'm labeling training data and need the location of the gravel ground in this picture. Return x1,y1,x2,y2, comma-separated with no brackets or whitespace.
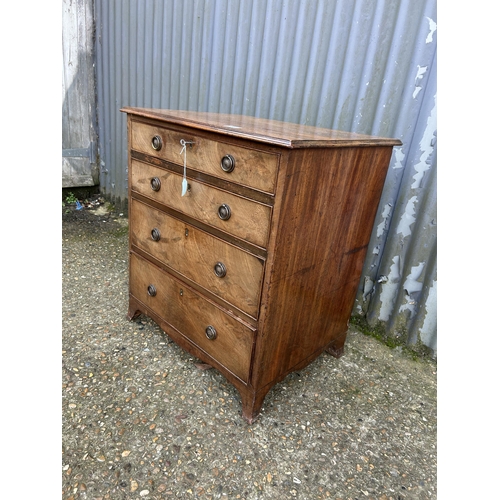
62,198,437,500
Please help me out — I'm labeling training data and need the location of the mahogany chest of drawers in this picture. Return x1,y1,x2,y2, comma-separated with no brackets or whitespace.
122,107,401,423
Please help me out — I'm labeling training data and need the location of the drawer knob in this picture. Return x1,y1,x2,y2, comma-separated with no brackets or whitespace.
151,135,163,151
214,262,227,278
205,326,217,340
220,154,235,173
217,204,231,221
147,284,157,297
150,177,161,191
151,228,161,241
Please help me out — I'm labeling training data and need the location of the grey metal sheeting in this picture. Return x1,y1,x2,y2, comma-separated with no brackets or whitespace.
94,0,437,355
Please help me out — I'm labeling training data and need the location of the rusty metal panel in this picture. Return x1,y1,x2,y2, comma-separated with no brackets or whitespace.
353,2,437,356
94,0,437,355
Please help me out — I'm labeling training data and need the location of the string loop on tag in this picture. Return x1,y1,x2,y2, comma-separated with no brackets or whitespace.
179,139,194,196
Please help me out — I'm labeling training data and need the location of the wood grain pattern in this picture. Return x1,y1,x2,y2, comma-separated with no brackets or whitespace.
130,159,272,248
131,150,275,206
122,107,402,149
130,198,265,318
131,119,279,193
131,191,268,261
251,146,395,399
129,252,255,382
124,108,400,423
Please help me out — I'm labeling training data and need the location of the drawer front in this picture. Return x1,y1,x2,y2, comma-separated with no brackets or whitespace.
130,198,264,318
130,160,272,248
131,120,279,193
130,252,254,382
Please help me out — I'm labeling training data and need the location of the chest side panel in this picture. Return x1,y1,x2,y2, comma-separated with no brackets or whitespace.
252,146,395,389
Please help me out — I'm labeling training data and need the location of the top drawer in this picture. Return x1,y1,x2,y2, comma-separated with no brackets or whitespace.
130,120,279,194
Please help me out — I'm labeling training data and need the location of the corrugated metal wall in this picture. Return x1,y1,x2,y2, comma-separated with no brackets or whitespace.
94,0,437,356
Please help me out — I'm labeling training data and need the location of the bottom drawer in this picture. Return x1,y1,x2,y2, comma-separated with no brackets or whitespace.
129,252,254,383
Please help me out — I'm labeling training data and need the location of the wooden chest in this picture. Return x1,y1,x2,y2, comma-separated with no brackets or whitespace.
122,107,401,423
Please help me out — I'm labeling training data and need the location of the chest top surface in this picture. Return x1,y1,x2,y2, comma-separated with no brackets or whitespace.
121,107,401,149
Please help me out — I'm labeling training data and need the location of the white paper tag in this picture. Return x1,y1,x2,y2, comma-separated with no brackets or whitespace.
179,139,188,197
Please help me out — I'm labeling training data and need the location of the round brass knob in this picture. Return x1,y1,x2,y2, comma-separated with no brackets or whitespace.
205,326,217,340
147,284,157,297
151,135,162,151
217,204,231,221
214,262,227,278
151,228,161,241
220,154,235,173
150,177,161,191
